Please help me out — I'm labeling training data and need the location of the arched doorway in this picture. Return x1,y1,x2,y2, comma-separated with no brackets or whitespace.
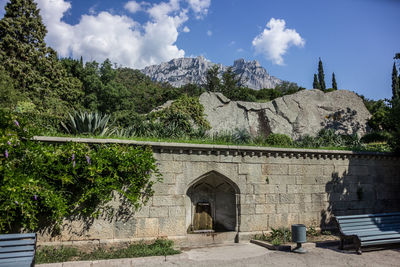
186,171,240,232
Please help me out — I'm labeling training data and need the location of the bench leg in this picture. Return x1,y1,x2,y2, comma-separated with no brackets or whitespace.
339,238,344,250
353,237,362,255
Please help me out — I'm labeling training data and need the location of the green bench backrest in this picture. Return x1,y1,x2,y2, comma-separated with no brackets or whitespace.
0,233,36,267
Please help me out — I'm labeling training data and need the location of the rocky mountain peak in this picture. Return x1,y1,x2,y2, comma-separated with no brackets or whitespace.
141,57,282,89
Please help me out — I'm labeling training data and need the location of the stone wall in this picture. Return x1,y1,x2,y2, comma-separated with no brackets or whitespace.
34,137,400,245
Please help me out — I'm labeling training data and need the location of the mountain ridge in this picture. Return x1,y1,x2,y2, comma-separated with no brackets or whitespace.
141,56,282,89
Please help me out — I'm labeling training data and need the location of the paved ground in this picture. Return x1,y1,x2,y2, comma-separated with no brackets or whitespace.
37,242,400,267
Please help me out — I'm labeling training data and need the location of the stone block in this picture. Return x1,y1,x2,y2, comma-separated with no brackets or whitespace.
311,193,328,203
152,183,176,195
152,195,185,206
219,154,242,163
168,206,186,217
262,164,289,175
289,165,304,175
265,194,278,204
150,206,169,218
158,160,183,173
323,165,335,176
279,193,295,204
160,173,176,184
114,219,136,239
276,204,289,214
133,206,150,218
240,204,256,215
255,204,276,214
135,218,159,237
158,216,186,236
240,214,269,231
294,193,312,203
287,184,301,194
268,175,295,185
255,194,266,204
254,184,286,194
303,165,324,176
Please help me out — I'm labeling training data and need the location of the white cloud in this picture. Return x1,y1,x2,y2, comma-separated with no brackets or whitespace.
252,18,305,65
124,1,141,14
186,0,210,19
28,0,207,69
207,30,212,36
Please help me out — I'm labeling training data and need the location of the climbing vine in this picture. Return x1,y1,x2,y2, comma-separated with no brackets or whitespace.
0,110,160,233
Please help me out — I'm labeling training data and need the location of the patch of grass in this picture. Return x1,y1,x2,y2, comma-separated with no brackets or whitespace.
36,239,180,264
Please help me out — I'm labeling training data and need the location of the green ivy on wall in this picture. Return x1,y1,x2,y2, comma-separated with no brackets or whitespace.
0,110,161,233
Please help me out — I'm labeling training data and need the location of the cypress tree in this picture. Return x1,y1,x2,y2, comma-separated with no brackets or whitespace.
318,58,326,90
312,74,320,89
332,72,338,90
392,62,399,100
0,0,83,113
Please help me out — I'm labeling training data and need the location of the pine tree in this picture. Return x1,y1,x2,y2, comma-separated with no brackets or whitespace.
312,74,320,89
0,0,83,113
332,72,337,90
318,58,326,90
392,62,400,100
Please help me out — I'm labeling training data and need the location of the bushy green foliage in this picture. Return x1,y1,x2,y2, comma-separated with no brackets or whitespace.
361,131,392,143
265,133,293,146
0,0,83,114
0,110,160,233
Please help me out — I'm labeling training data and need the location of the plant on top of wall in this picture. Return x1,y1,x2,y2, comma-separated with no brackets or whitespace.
0,109,161,233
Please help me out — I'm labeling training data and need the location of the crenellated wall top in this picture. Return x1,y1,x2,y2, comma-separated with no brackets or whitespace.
33,136,399,161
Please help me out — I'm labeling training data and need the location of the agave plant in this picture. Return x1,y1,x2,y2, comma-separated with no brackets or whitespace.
61,110,116,136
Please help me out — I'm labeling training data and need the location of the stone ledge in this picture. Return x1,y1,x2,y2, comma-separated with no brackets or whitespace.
33,136,399,160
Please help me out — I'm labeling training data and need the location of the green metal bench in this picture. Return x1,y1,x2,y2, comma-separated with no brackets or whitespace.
335,212,400,254
0,233,37,267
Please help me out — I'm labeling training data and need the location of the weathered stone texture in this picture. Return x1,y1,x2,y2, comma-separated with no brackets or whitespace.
37,142,400,245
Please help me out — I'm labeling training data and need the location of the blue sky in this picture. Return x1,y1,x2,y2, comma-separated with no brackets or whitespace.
0,0,399,100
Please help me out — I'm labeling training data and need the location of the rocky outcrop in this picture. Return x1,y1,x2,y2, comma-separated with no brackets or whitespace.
141,56,282,89
199,90,371,139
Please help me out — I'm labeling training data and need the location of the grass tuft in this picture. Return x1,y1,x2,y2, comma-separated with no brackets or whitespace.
36,239,180,264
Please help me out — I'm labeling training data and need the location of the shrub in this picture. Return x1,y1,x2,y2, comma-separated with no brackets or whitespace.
232,128,252,144
61,110,115,136
0,110,160,233
361,131,392,143
265,133,293,146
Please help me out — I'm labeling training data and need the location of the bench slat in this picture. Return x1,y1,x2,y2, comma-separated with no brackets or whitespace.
0,234,35,241
0,245,35,253
336,212,400,220
359,234,400,241
355,231,400,238
340,223,400,230
337,217,400,225
0,239,35,247
0,259,34,267
343,229,400,236
0,251,35,259
361,238,400,246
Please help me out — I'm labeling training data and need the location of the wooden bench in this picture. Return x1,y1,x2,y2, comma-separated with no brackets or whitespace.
335,212,400,254
0,233,37,267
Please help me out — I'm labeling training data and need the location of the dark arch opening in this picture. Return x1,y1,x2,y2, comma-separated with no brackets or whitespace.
186,171,240,232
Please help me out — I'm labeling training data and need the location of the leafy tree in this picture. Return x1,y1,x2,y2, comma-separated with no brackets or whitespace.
313,74,320,89
205,65,221,92
392,62,399,100
0,0,83,113
332,72,338,90
318,58,326,90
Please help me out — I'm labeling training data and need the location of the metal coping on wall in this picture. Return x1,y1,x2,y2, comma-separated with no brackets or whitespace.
33,136,399,161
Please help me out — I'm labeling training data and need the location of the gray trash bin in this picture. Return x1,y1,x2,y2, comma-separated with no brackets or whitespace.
291,224,307,253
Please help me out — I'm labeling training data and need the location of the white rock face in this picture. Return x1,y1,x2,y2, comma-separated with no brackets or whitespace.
141,56,282,89
199,90,371,139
